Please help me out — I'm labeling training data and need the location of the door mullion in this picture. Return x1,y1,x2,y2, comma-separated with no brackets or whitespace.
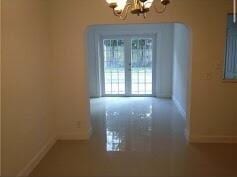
124,37,131,96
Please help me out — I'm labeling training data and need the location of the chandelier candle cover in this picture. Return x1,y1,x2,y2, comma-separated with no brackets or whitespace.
106,0,170,19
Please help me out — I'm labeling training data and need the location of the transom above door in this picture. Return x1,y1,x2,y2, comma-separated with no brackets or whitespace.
101,35,155,97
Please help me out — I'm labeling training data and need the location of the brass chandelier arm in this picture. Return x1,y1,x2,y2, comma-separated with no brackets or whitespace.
113,8,121,16
112,3,133,20
120,3,133,20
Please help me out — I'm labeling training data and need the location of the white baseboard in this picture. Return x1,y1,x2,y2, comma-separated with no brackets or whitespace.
17,136,57,177
186,133,237,144
172,97,186,119
16,128,93,176
189,135,237,143
14,127,237,177
58,128,93,140
157,94,172,99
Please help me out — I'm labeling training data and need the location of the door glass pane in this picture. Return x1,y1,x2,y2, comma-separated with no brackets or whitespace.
104,39,125,95
131,38,153,95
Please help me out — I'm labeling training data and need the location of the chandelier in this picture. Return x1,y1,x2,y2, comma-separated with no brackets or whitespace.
106,0,170,20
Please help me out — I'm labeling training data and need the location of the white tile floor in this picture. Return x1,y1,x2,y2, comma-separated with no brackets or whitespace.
91,97,184,152
30,97,237,177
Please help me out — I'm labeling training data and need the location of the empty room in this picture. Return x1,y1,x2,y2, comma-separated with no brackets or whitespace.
1,0,237,177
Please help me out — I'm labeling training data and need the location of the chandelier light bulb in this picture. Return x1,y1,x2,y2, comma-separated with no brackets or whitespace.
115,0,128,11
106,0,117,4
144,0,154,9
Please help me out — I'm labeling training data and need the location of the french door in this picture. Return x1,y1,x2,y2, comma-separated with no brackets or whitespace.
101,35,155,96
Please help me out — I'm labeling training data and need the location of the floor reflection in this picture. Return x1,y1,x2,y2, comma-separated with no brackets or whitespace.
105,99,153,152
106,111,126,151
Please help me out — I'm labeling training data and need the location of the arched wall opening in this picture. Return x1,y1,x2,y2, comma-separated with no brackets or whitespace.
86,23,192,135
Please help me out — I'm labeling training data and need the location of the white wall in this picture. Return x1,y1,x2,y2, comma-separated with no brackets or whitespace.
87,24,174,98
50,0,236,143
172,24,190,119
2,0,55,176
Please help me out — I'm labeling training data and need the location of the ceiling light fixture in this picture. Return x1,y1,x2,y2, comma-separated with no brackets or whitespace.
106,0,170,20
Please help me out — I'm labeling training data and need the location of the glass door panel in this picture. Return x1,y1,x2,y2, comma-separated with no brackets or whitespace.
103,39,125,95
131,38,153,95
102,37,154,96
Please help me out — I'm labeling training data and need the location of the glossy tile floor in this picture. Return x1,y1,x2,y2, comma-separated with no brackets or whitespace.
30,98,237,177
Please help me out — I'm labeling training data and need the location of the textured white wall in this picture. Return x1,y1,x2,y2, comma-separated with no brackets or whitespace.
2,0,55,176
87,24,174,98
172,24,190,118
